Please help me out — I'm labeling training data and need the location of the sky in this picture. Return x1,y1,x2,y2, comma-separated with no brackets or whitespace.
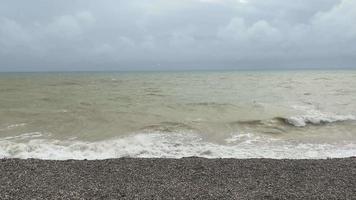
0,0,355,71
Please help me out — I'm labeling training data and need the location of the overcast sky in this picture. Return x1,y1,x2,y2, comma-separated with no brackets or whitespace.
0,0,355,71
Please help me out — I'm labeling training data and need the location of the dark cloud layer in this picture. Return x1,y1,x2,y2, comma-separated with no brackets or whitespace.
0,0,355,71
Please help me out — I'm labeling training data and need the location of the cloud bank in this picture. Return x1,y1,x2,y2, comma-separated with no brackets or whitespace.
0,0,355,71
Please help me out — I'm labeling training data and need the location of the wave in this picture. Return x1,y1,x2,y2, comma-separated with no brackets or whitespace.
185,102,236,108
276,115,355,127
232,120,264,126
278,106,356,127
232,106,356,128
141,122,195,132
0,132,355,160
231,114,355,129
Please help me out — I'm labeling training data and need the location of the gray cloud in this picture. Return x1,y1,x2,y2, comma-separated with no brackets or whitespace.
0,0,355,71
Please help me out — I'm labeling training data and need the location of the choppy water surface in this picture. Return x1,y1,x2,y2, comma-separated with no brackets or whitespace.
0,70,355,159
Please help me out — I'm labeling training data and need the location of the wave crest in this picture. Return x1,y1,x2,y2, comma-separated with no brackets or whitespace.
280,106,356,127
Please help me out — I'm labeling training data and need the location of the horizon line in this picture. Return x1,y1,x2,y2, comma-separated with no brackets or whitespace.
1,67,356,73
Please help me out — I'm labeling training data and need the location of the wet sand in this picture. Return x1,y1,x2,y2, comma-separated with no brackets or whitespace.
0,157,355,199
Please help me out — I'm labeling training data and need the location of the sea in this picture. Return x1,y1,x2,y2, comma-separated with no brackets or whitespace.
0,70,355,160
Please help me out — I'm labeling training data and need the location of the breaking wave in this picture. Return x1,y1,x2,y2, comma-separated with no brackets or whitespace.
279,106,356,127
277,114,355,127
232,106,356,128
0,131,355,160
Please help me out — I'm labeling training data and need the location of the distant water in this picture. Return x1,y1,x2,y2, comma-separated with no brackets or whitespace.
0,70,356,159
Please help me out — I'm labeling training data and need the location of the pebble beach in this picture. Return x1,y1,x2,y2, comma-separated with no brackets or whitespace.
1,157,355,199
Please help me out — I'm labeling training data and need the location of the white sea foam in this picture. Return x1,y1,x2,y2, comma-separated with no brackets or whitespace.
0,132,45,141
225,133,269,144
0,132,355,160
0,123,27,131
7,123,27,129
285,105,356,127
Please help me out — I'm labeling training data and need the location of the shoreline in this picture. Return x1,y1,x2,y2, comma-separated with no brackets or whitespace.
1,157,355,199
